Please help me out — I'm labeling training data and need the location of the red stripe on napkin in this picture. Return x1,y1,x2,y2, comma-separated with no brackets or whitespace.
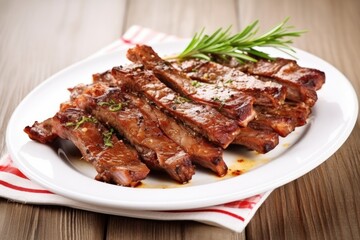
0,165,28,179
168,209,245,221
0,180,52,194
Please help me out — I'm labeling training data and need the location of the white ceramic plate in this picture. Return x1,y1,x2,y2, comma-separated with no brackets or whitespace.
6,40,358,210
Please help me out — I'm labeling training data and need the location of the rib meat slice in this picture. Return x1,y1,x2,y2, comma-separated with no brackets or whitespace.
126,44,256,127
24,118,57,144
171,58,286,107
111,66,241,149
70,83,195,183
249,112,296,137
248,101,311,137
237,58,324,106
255,102,311,127
24,104,150,187
232,127,279,154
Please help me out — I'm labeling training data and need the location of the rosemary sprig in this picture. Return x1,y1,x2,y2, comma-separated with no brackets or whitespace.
172,18,305,63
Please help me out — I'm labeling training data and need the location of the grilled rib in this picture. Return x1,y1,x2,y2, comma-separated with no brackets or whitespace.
255,102,311,127
232,127,279,154
24,118,57,144
24,105,150,187
249,112,296,137
70,83,195,183
111,66,241,149
126,44,256,127
171,58,287,107
237,58,325,106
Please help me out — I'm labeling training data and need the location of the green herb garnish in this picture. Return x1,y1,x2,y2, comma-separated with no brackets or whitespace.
102,128,114,148
174,96,191,104
65,116,98,129
98,99,125,112
191,80,202,88
172,18,305,63
225,79,234,84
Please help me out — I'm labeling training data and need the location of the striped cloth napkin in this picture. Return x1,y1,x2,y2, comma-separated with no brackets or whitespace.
0,25,272,233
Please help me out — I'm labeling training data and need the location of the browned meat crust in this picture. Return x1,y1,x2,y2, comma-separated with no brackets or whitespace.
126,45,256,127
93,71,227,176
24,105,150,187
237,58,325,106
171,58,287,107
111,66,241,149
125,91,227,176
232,127,279,154
249,112,296,137
70,83,195,183
254,102,311,127
24,118,57,144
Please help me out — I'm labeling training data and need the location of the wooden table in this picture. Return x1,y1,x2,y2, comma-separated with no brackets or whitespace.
1,0,359,239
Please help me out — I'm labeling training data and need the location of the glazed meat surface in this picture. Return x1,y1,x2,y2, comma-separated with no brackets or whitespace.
70,83,195,183
126,44,256,127
232,127,279,154
126,92,227,176
237,58,325,106
171,58,287,107
111,66,241,149
24,105,150,187
93,71,228,176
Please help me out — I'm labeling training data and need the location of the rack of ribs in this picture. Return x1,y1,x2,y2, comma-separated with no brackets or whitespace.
23,43,326,186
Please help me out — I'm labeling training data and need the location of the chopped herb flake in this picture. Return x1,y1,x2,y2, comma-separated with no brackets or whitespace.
191,80,202,88
103,128,114,148
65,116,98,129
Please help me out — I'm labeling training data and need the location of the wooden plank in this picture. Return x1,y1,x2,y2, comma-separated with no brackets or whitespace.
0,0,126,153
0,200,107,240
106,217,183,240
106,216,245,240
124,0,238,37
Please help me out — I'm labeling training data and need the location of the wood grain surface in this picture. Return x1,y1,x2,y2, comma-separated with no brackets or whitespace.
1,0,359,239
